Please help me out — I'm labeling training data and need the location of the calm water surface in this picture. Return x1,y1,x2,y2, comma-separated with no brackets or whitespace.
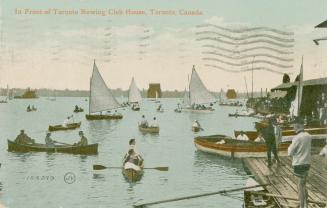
0,97,259,208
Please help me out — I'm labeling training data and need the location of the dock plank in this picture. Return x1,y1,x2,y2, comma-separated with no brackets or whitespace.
243,155,327,208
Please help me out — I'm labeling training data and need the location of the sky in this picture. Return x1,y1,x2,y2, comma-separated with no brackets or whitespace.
0,0,327,92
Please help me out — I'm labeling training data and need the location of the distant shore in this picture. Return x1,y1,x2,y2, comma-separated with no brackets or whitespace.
0,88,266,99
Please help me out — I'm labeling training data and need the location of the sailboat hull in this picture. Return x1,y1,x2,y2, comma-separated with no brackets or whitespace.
85,114,123,120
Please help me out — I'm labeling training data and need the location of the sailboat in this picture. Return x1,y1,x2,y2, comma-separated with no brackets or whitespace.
128,77,142,111
181,65,216,112
0,85,9,103
289,58,303,118
85,60,123,120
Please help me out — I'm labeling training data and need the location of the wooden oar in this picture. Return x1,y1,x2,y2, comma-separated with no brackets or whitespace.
250,192,326,206
54,141,73,146
133,183,270,208
93,165,168,171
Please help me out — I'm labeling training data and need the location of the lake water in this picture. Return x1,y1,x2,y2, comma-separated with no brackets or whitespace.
0,97,260,208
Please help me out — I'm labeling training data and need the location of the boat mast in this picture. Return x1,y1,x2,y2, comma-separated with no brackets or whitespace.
244,76,249,99
251,56,255,99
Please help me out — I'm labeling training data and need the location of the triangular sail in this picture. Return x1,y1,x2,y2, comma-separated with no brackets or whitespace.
89,61,120,113
128,77,142,103
189,66,216,105
182,89,190,107
289,58,303,117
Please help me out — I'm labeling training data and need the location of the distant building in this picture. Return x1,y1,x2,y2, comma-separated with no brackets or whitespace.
147,83,162,98
14,88,38,99
271,77,327,116
226,89,237,99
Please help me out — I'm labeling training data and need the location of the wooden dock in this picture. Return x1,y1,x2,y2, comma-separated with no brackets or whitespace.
243,155,327,208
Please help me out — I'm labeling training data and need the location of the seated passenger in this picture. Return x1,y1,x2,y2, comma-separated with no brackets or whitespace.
236,131,249,141
15,130,35,144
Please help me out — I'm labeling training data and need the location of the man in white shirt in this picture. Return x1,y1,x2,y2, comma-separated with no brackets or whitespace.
63,116,73,127
151,117,158,128
254,132,265,142
288,117,311,208
236,131,249,141
192,120,200,128
140,115,148,127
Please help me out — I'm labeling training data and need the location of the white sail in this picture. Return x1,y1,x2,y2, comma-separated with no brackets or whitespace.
5,85,9,100
182,89,190,107
89,61,120,113
189,66,216,105
128,77,142,103
289,58,303,117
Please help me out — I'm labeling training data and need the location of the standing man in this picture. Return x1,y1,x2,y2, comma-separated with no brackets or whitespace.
288,118,311,208
273,117,283,154
257,119,280,167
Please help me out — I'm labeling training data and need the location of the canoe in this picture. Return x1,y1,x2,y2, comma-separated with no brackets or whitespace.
73,108,84,113
7,140,98,155
194,134,290,158
138,125,159,134
122,162,144,182
235,126,327,142
85,114,123,120
48,122,81,132
174,109,182,113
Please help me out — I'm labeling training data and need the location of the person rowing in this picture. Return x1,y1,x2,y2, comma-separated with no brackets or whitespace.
15,130,35,145
151,117,158,128
62,115,73,128
140,115,148,128
123,149,144,167
45,132,55,147
74,131,88,146
192,120,202,129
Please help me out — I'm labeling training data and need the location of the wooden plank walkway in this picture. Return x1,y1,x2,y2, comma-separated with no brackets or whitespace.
243,155,327,208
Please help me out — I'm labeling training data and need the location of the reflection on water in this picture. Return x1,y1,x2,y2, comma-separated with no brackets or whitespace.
0,98,256,208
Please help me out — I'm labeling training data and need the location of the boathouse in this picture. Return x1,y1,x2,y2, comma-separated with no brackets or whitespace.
147,83,162,98
271,77,327,117
226,89,237,99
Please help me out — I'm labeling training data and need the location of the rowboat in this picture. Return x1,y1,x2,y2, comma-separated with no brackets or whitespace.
122,162,144,182
235,125,327,142
48,122,81,132
7,140,98,155
85,60,123,120
74,108,84,113
243,178,276,208
138,125,159,134
27,108,37,112
194,135,290,158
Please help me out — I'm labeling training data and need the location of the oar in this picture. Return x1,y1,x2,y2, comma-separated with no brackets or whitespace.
93,165,168,171
133,183,270,208
54,141,73,146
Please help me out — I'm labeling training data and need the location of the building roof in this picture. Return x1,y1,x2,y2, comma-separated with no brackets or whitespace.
272,77,327,90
